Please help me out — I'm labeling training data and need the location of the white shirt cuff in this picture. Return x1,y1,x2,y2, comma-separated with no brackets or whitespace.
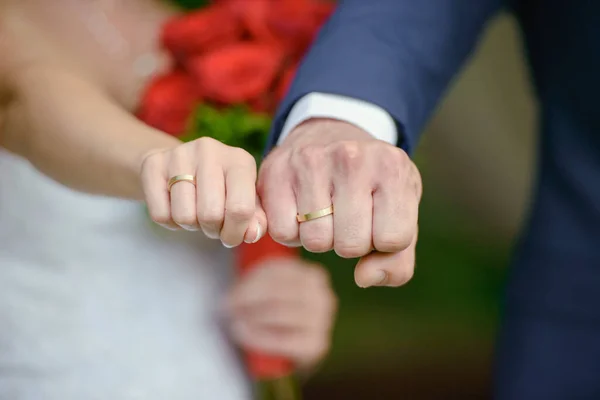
277,92,398,146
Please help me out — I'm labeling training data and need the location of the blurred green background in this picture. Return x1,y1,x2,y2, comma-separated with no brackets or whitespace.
171,1,537,398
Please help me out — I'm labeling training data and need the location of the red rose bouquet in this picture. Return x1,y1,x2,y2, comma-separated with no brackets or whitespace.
136,1,335,398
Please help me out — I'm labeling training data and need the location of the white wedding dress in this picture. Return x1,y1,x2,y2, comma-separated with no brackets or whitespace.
0,149,252,399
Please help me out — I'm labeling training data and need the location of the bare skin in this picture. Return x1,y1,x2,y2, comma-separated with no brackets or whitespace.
0,0,336,372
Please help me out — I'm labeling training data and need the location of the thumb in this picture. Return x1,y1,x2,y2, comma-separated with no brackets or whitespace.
244,195,267,244
354,233,417,288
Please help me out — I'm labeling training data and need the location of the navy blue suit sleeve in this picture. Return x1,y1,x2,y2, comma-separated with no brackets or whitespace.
268,0,503,153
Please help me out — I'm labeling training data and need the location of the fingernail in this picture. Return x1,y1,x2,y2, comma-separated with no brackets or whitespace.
253,224,263,243
201,227,220,239
180,224,199,232
158,223,178,231
244,223,263,244
368,270,388,288
222,241,236,249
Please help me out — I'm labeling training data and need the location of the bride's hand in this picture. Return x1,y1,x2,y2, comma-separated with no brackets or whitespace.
141,137,266,247
225,259,338,372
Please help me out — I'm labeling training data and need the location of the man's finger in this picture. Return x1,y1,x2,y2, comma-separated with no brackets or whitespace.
221,165,256,247
296,157,334,253
372,169,417,252
259,159,300,246
332,174,372,258
354,231,417,288
229,321,327,365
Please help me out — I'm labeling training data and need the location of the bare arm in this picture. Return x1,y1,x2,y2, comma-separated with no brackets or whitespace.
1,64,180,200
0,2,180,200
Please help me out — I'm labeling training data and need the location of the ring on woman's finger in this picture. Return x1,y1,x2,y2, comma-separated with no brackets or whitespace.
168,174,196,192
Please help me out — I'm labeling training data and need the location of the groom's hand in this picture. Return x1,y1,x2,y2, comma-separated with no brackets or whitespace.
258,118,422,288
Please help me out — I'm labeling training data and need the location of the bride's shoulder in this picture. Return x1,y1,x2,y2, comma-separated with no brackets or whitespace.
0,0,172,111
0,3,80,83
0,1,97,135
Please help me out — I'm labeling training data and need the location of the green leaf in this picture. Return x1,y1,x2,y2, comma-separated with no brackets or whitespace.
182,103,272,163
167,0,211,10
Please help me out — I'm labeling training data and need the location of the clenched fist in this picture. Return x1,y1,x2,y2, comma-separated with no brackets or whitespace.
141,137,266,247
259,119,422,288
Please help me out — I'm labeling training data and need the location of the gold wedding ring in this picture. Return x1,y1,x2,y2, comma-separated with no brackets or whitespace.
167,174,196,192
297,205,334,223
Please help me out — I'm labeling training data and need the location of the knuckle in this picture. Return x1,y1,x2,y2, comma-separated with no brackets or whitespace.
334,242,370,259
301,234,332,253
374,232,412,252
172,142,192,160
378,147,406,174
141,151,165,177
332,141,364,170
194,136,218,150
294,145,326,170
233,148,256,167
226,202,255,222
197,207,223,225
149,209,170,225
261,147,285,172
193,137,219,159
268,226,297,245
171,210,197,226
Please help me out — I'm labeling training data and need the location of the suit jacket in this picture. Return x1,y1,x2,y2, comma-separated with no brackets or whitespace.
270,1,600,398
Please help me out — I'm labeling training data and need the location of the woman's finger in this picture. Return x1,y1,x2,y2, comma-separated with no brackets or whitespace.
235,302,313,331
230,280,309,311
229,321,329,366
235,294,335,332
168,149,199,231
221,153,257,247
243,196,267,244
196,160,225,239
141,151,179,230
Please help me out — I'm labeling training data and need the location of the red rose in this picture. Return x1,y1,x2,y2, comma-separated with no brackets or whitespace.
188,43,285,104
220,0,334,60
137,71,199,136
161,6,242,60
225,0,279,44
231,0,334,56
